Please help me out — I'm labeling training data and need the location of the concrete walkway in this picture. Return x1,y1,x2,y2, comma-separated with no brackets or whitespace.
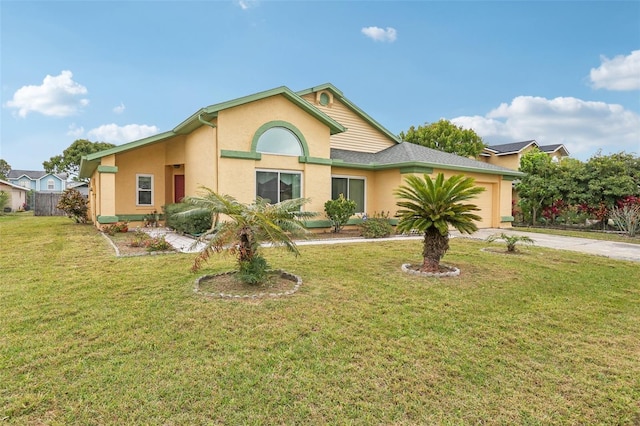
143,227,640,263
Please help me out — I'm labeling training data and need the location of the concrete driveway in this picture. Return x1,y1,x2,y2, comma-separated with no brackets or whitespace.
459,228,640,263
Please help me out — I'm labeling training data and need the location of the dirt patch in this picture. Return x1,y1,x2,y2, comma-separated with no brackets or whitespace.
195,270,302,299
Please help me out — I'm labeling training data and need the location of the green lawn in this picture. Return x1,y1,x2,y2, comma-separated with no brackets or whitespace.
2,215,639,424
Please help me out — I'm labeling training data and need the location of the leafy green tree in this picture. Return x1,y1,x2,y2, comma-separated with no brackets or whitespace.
581,152,640,212
56,188,88,223
515,148,559,224
43,139,115,180
0,159,11,180
324,194,357,233
182,188,315,284
394,173,484,272
399,119,487,158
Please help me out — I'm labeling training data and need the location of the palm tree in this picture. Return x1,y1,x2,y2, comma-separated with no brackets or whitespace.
394,173,485,272
486,233,535,253
179,188,315,283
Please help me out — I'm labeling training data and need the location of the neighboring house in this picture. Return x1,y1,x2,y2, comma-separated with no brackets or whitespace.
79,83,523,230
480,140,570,170
67,181,89,197
6,170,68,192
0,179,30,212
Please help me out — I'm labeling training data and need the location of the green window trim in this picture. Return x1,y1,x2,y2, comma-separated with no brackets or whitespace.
221,150,262,160
250,121,310,157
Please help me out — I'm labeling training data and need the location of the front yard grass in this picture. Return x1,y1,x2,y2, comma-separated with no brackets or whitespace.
1,215,639,424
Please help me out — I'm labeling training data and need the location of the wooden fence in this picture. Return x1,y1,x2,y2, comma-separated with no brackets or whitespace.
34,192,66,216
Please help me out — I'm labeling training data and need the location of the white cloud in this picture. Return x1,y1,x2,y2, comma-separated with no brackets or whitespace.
4,70,89,117
590,50,640,91
451,96,640,158
113,102,126,114
235,0,257,10
87,123,159,144
67,123,85,138
361,26,397,43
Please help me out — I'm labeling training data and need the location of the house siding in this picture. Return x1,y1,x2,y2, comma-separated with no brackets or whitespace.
300,93,395,153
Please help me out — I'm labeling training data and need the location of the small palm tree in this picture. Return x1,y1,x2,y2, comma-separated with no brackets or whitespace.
486,233,535,253
180,188,315,283
394,173,485,272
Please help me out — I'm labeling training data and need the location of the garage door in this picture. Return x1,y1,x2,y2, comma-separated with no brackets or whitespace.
474,183,494,228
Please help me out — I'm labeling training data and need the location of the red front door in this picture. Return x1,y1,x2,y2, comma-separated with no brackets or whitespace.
174,175,185,203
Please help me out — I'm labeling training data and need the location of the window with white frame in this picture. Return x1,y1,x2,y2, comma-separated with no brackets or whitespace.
136,174,153,206
256,171,301,204
47,179,55,190
331,176,365,213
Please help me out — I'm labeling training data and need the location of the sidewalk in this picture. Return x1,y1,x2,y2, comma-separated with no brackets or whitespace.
143,227,640,263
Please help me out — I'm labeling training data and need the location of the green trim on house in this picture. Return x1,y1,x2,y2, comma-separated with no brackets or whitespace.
97,215,119,224
220,150,262,160
97,165,118,173
176,86,346,136
399,166,434,174
501,216,515,222
305,219,334,229
116,214,165,222
502,175,519,181
332,160,523,178
304,217,370,229
298,156,333,165
297,83,401,144
250,120,310,157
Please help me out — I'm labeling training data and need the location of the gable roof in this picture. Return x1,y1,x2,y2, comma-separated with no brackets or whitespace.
296,83,401,144
484,140,538,155
0,179,31,191
332,142,523,177
80,85,347,178
539,144,570,156
484,140,570,157
6,170,67,181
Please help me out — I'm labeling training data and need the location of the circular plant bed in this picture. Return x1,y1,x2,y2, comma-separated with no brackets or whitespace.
194,270,302,299
401,263,460,278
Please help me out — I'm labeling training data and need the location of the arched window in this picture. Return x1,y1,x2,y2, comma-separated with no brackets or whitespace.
255,127,303,156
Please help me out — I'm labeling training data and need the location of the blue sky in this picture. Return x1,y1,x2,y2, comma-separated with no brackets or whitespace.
2,0,639,171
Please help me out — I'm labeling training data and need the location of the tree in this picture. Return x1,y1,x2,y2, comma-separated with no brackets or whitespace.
581,152,640,215
324,194,357,233
182,188,316,284
394,173,485,272
43,139,115,180
0,159,11,180
399,119,486,158
515,148,559,224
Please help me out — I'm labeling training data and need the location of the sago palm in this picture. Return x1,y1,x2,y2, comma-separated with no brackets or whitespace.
394,173,484,272
180,188,315,283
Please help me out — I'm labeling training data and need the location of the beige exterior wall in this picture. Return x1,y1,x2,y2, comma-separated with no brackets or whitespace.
300,92,396,153
184,126,217,194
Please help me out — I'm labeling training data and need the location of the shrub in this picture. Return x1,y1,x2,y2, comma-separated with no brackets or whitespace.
102,222,128,236
237,255,270,285
163,203,212,236
324,194,356,233
145,235,172,252
56,188,88,223
486,233,535,253
359,211,393,238
0,191,10,214
609,204,640,237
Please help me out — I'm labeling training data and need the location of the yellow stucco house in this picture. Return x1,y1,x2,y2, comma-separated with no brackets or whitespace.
79,83,523,230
